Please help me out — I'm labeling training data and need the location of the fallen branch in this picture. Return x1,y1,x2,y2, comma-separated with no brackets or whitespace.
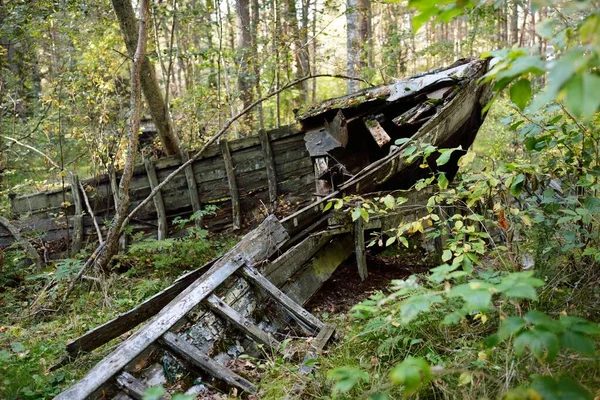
79,180,104,244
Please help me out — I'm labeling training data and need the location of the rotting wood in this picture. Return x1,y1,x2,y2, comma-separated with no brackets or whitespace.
55,215,288,400
144,157,167,240
354,207,368,281
240,265,324,333
205,294,280,350
314,157,331,198
160,332,257,394
364,118,391,147
0,216,42,268
220,140,241,230
68,173,84,255
56,259,217,366
116,372,158,400
299,323,336,375
258,128,278,211
324,110,348,147
180,147,202,225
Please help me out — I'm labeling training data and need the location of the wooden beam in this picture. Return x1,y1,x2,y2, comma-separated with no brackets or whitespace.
58,259,216,365
68,173,84,255
205,294,280,350
116,372,160,400
314,157,331,198
220,140,241,230
161,332,257,394
144,158,168,240
240,265,323,332
258,128,278,211
364,118,391,147
55,215,288,400
354,209,368,281
180,147,202,225
299,323,336,375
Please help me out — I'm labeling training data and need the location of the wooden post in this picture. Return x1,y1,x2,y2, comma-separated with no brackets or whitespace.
68,173,84,255
220,140,241,230
180,146,202,226
354,205,368,280
144,158,168,240
258,128,278,211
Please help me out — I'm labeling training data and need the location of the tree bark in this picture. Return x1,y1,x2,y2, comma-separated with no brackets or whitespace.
97,0,149,271
510,0,519,45
235,0,254,134
111,0,181,156
346,0,360,93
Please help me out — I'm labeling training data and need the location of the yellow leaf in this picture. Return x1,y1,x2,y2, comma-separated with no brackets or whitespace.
478,351,487,360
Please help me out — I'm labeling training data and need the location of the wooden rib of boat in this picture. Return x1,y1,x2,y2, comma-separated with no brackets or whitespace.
52,58,492,399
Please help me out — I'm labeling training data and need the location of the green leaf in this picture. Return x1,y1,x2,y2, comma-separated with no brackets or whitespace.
388,357,431,394
436,147,459,166
11,342,25,353
531,376,593,400
385,236,396,246
352,206,361,222
328,367,369,394
441,249,452,262
509,174,525,197
323,201,333,211
448,282,493,311
458,372,472,386
334,199,344,210
172,395,196,400
399,236,409,248
560,331,595,356
514,329,560,361
510,78,532,111
497,316,526,340
360,208,370,223
400,294,443,323
383,194,395,209
143,386,166,400
438,172,449,190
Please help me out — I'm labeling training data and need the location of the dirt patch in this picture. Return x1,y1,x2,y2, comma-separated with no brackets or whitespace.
305,251,434,315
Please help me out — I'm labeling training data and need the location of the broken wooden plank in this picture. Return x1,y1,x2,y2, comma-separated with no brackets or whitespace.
144,158,168,240
364,118,391,147
205,294,280,350
116,372,159,400
258,128,278,210
55,215,288,400
180,148,202,225
68,173,84,255
354,208,368,281
58,259,217,365
220,140,241,230
299,323,336,375
161,332,257,394
240,265,324,332
324,110,348,147
314,157,331,198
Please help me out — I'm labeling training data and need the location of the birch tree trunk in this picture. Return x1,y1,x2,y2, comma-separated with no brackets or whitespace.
111,0,181,155
346,0,360,93
236,0,254,133
97,0,149,271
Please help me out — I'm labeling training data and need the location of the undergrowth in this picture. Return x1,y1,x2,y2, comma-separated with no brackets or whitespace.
0,231,236,399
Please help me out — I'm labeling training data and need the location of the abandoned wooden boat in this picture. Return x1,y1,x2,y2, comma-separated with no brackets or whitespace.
47,58,492,399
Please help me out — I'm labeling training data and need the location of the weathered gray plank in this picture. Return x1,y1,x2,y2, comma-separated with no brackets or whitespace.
299,323,336,375
220,140,241,230
116,372,158,400
161,332,257,394
144,158,168,240
205,294,280,350
240,265,323,332
59,259,216,364
258,128,278,210
180,148,202,225
0,216,42,268
55,215,288,400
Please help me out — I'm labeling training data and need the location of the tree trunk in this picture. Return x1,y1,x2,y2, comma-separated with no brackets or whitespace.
346,0,360,93
111,0,181,156
97,0,149,270
510,0,519,45
236,0,253,134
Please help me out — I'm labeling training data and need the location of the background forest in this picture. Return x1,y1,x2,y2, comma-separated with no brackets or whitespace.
1,0,600,399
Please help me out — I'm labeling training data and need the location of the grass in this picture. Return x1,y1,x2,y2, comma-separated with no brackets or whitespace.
0,232,237,399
